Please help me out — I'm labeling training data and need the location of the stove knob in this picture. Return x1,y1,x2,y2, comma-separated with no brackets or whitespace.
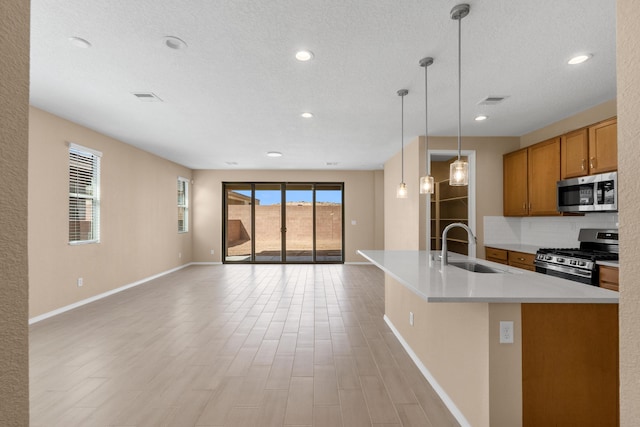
557,258,565,263
545,255,552,261
579,261,586,267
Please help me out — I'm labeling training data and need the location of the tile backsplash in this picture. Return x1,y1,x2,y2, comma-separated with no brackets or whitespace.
484,213,619,248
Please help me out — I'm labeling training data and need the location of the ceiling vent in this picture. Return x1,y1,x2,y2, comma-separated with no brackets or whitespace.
478,96,507,106
132,92,163,102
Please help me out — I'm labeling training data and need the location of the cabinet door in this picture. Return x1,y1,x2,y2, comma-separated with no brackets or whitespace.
588,118,617,174
528,138,561,216
485,247,508,264
599,265,619,292
508,251,536,271
503,149,529,216
561,128,589,179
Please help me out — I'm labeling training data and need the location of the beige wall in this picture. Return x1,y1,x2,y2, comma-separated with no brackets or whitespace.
374,169,385,249
385,278,523,427
421,136,521,259
617,0,640,425
0,0,30,424
28,107,193,318
385,277,491,427
488,303,523,426
519,99,617,148
384,136,520,256
192,169,383,263
384,138,422,250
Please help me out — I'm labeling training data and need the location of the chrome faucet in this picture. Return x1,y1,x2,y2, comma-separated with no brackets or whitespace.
441,222,477,266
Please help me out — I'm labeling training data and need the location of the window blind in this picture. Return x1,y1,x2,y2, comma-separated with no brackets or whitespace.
178,177,189,233
69,143,101,244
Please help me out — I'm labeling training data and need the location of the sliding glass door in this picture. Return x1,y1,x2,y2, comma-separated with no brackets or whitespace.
254,184,282,262
285,184,314,262
223,182,344,263
315,184,343,262
224,184,252,261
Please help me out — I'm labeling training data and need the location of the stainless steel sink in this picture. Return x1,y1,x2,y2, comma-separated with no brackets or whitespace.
448,261,506,274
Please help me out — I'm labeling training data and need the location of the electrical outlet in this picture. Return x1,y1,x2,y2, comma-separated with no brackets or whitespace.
210,249,215,255
500,321,514,344
77,277,83,287
409,311,414,326
178,252,182,259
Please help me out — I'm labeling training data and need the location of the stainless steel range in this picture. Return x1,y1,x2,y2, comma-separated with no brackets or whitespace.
534,229,619,286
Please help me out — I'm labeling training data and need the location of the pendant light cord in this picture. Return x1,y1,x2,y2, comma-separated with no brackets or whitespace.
457,13,462,161
424,63,430,175
401,92,405,182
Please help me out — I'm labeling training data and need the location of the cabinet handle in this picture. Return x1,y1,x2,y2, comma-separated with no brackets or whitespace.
590,157,596,170
581,159,586,170
529,203,532,211
518,257,525,261
523,202,526,211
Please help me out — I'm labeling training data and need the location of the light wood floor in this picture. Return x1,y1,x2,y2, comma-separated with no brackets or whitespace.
30,264,460,427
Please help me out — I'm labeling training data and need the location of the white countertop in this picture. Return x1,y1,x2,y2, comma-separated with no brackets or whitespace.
358,250,619,304
597,260,619,268
484,243,541,255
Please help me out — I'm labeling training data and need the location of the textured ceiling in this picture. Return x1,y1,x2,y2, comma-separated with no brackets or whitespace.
30,0,616,170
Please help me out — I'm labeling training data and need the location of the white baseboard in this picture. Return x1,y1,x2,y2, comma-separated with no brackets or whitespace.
383,314,471,427
29,263,197,325
345,261,371,265
190,261,223,265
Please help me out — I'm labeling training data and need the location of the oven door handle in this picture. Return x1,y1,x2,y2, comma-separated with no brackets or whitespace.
534,261,593,278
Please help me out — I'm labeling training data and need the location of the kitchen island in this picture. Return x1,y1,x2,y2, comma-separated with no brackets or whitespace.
358,250,619,427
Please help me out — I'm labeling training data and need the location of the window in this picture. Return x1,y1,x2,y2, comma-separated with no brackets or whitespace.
68,143,101,244
178,177,189,233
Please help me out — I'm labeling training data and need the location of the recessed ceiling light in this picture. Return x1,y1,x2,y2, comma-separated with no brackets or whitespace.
267,151,283,158
163,36,188,50
475,115,488,121
568,54,592,65
295,50,314,61
301,112,314,118
68,37,91,48
225,161,238,166
326,162,339,166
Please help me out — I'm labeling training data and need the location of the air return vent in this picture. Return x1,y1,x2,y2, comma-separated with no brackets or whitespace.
478,96,507,105
132,92,163,102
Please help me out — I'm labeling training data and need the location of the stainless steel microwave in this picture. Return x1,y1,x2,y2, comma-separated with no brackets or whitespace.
557,172,618,212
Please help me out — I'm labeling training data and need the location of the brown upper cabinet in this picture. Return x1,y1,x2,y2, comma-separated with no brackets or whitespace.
561,118,617,179
588,118,617,174
504,148,529,216
504,137,561,216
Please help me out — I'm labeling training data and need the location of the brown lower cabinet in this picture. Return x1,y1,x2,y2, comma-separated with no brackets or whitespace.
485,247,535,271
599,265,619,291
486,247,508,265
522,303,619,427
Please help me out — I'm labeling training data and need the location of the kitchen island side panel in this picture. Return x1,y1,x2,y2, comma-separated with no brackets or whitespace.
384,274,491,427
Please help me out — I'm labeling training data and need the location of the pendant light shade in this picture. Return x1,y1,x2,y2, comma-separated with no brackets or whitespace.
450,3,470,187
449,159,469,185
396,89,409,199
396,182,408,198
419,56,435,194
420,175,435,194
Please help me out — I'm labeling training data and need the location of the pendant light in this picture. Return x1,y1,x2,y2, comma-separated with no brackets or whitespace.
396,89,409,198
449,3,470,186
419,57,435,194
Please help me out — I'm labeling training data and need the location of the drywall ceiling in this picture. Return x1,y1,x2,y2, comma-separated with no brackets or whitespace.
29,0,616,170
